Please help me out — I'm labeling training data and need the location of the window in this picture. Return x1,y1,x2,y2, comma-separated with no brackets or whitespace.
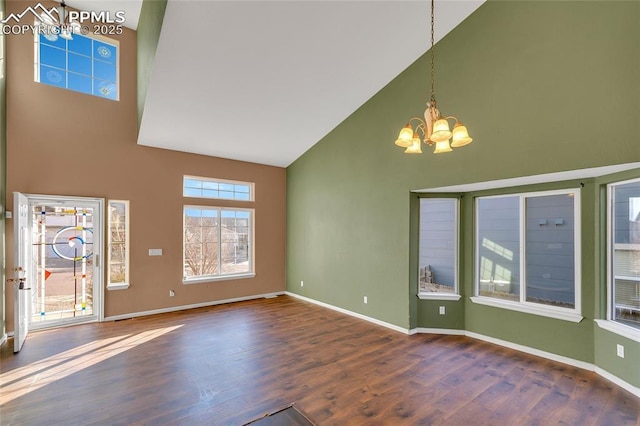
473,189,581,321
183,176,253,201
34,30,118,100
608,178,640,330
418,198,460,300
107,200,129,290
183,206,253,283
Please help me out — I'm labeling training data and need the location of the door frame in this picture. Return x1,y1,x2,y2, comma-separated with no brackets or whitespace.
20,194,105,330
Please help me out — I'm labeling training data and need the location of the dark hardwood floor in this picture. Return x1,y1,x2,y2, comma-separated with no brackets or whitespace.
1,295,638,425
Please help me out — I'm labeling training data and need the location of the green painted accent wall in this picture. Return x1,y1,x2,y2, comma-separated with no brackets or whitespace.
287,0,639,387
0,0,6,338
137,0,167,129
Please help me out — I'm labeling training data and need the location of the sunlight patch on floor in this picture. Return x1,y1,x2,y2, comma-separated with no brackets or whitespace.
0,325,183,405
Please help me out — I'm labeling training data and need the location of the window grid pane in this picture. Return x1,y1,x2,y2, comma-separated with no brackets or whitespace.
477,196,521,302
525,194,575,309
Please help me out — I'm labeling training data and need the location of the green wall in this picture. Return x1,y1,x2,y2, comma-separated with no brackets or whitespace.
287,1,640,387
137,0,167,129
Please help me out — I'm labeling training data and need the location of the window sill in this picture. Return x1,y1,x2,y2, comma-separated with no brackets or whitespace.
418,293,462,301
183,272,255,285
595,319,640,343
107,283,130,291
470,296,583,323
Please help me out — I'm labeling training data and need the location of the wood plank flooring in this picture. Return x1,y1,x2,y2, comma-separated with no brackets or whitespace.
1,295,638,425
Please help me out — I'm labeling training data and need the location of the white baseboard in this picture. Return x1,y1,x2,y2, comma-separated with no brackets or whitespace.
594,367,640,398
414,330,639,399
411,327,466,336
285,292,410,334
285,294,639,399
0,333,7,346
464,330,595,371
104,291,285,322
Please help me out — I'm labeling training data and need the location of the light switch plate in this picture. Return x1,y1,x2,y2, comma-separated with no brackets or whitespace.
149,249,163,256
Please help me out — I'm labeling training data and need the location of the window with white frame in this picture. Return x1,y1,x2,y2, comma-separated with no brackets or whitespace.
418,198,459,298
474,189,581,320
183,206,253,283
183,176,253,201
107,200,129,289
34,30,119,100
608,178,640,330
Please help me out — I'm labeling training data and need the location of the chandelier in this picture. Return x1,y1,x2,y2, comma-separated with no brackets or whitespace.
39,1,81,41
394,0,473,154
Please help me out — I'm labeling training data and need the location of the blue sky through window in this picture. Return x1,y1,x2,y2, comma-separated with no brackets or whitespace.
36,32,118,100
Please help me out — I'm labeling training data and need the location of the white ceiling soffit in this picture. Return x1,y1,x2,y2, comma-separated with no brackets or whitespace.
64,0,142,30
138,0,485,167
413,163,640,193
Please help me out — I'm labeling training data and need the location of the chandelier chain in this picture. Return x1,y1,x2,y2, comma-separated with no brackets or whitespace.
430,0,436,104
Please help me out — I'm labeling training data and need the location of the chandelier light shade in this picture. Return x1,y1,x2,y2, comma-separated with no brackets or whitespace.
394,0,473,154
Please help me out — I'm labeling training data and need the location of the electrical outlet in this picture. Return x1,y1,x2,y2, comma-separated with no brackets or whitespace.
616,344,625,358
439,306,445,315
301,280,304,287
149,248,163,256
169,290,175,297
363,296,368,304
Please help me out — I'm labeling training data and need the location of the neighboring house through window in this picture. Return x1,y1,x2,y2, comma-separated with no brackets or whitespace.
418,198,460,300
472,189,582,322
608,178,640,331
107,200,129,290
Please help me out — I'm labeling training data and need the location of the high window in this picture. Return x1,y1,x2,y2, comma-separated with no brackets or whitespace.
107,200,129,290
34,31,118,100
183,176,253,201
418,198,460,299
473,189,581,322
183,207,253,283
608,178,640,330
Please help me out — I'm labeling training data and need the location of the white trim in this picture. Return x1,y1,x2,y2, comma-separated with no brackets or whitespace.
285,292,410,334
103,291,284,322
595,319,640,343
470,296,584,323
183,273,256,285
418,197,460,296
595,367,640,399
0,334,7,347
295,294,638,398
474,188,582,321
464,330,594,370
413,163,640,193
410,327,465,335
21,194,105,324
106,283,130,291
410,327,640,398
417,293,462,301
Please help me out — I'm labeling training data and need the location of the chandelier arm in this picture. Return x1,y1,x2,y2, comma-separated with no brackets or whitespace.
439,115,461,125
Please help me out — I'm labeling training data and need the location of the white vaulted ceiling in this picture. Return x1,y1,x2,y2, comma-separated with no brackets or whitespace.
71,0,485,167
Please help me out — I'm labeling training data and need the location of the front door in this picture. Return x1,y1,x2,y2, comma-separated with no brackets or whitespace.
15,194,104,334
13,192,31,352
